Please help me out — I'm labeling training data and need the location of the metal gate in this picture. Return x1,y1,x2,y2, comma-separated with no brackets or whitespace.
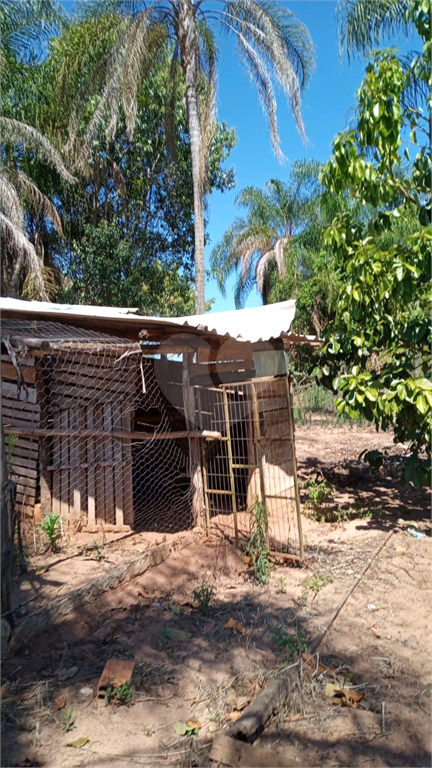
195,375,303,557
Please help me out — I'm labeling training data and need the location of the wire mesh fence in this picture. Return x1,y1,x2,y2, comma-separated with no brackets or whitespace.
196,378,301,555
2,319,302,556
2,321,192,536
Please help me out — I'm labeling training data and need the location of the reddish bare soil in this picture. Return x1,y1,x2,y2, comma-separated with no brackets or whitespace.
2,421,431,768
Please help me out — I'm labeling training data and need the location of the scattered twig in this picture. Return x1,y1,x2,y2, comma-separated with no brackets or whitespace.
381,701,386,735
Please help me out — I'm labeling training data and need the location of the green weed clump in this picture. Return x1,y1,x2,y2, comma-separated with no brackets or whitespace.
272,627,307,660
193,580,215,613
40,512,62,551
245,498,270,585
105,679,135,706
61,707,75,732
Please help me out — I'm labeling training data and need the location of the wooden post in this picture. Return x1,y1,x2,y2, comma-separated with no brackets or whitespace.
222,388,239,546
182,352,205,527
196,388,211,536
250,382,267,507
35,363,52,519
285,375,304,560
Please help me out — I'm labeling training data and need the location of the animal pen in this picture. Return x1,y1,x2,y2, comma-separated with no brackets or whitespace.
1,300,317,560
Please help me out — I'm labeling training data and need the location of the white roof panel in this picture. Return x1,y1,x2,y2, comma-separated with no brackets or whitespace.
0,298,297,344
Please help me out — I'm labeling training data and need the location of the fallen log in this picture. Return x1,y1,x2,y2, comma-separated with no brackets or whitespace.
225,663,299,743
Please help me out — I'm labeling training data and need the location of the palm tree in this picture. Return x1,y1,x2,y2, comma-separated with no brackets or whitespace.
0,117,75,299
211,163,319,307
1,0,75,299
66,1,315,314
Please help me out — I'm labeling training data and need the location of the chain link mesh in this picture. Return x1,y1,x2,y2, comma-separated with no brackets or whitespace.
2,319,302,555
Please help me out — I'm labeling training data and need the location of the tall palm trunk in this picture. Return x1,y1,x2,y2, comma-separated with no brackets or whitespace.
177,0,205,314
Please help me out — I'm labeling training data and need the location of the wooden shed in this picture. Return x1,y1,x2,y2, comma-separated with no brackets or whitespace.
1,299,318,556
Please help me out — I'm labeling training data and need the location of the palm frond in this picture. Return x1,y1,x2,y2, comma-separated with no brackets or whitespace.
6,167,64,235
22,264,58,300
0,170,25,231
0,211,48,300
0,117,76,184
0,0,68,64
337,0,413,61
121,13,166,139
221,0,315,149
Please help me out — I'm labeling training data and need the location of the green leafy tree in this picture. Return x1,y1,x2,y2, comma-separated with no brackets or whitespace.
66,0,315,313
59,220,196,315
317,6,431,484
2,12,236,314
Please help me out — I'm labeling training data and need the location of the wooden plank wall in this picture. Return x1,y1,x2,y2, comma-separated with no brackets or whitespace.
45,351,137,528
1,355,39,518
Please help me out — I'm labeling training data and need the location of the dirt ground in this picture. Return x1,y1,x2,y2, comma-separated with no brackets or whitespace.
2,420,431,768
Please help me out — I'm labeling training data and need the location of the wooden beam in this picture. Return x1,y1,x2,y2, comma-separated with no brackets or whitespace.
285,376,304,560
183,352,206,527
3,427,222,441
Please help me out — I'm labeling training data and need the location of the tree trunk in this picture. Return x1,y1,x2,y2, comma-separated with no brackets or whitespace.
177,0,206,315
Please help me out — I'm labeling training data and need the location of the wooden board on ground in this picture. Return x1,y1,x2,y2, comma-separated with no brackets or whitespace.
209,734,300,768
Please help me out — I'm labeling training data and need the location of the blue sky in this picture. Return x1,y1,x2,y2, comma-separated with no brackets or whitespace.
204,0,418,312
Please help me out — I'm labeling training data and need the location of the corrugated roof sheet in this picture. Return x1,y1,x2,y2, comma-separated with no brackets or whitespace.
0,298,299,344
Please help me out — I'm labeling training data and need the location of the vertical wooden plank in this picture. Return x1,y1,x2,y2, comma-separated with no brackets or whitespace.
94,403,105,523
60,409,70,527
182,352,205,528
70,403,81,525
113,405,124,527
35,361,51,518
222,388,239,546
103,402,115,525
52,410,61,518
86,405,96,527
196,388,210,535
251,383,267,543
285,375,304,560
122,403,134,527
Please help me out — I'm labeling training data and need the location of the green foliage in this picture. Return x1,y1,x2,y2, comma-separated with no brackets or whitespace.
245,498,271,586
105,679,135,706
293,383,337,425
317,20,431,484
192,580,215,614
40,512,62,551
303,479,335,512
82,539,105,561
301,573,334,596
60,707,75,732
58,221,196,316
272,627,307,659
